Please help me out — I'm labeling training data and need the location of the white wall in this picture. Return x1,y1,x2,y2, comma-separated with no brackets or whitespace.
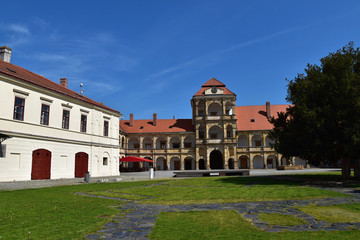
0,74,120,181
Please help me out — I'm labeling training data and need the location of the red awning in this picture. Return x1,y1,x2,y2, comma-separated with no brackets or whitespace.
120,156,153,162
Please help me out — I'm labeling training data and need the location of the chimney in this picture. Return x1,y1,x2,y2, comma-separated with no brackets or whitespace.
129,113,134,127
0,46,12,63
266,101,271,118
153,113,157,126
60,78,68,88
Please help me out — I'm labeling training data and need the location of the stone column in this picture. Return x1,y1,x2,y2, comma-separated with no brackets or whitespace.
140,136,144,149
249,153,254,169
277,154,282,166
205,147,210,170
248,132,252,148
205,101,209,116
262,133,266,148
222,98,226,115
224,146,229,169
180,155,185,170
205,124,208,139
126,137,129,150
263,153,267,169
164,154,170,170
166,135,170,149
152,136,156,149
181,135,185,149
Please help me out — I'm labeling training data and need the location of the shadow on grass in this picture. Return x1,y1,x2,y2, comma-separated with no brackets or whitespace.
214,173,359,188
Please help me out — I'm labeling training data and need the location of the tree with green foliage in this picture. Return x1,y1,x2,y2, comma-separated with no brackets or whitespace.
269,42,360,179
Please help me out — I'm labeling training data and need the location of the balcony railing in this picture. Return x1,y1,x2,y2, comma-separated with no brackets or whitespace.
237,146,274,152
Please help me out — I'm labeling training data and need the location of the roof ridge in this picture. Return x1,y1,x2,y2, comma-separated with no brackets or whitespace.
0,60,120,114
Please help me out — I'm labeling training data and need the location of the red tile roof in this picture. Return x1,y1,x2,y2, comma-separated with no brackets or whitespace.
194,78,236,96
120,119,194,133
0,60,120,114
236,104,289,131
202,78,226,87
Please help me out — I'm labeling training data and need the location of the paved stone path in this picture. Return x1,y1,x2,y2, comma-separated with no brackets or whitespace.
84,181,360,240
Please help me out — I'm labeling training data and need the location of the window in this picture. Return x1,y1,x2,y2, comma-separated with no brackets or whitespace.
0,144,5,158
199,131,205,139
62,110,70,129
134,143,140,149
40,104,50,125
184,142,192,148
13,97,25,121
103,157,108,165
160,141,166,149
210,112,217,116
210,133,217,139
103,120,109,136
227,130,231,138
80,115,87,132
255,140,262,147
198,110,204,116
172,143,180,149
226,109,230,115
145,144,152,149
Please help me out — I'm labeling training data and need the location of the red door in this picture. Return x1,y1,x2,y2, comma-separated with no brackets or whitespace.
32,149,51,180
240,157,248,169
75,152,89,178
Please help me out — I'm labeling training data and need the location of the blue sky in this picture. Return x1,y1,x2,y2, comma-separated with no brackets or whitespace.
2,0,360,120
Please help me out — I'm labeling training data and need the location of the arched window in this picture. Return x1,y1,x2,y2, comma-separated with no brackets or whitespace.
208,102,222,116
238,134,249,147
198,101,205,116
184,136,195,148
170,136,181,149
156,136,167,149
226,125,233,138
209,125,222,139
225,102,233,115
251,134,262,147
198,125,205,139
143,137,153,149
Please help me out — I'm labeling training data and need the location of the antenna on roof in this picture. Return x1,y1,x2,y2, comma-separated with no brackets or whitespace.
80,83,84,95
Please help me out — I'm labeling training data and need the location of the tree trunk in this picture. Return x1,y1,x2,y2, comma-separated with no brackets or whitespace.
354,159,360,180
342,157,351,179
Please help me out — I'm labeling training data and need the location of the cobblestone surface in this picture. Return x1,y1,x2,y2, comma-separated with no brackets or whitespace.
85,184,360,239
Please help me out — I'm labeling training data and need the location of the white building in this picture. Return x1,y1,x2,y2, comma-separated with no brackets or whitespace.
0,46,122,181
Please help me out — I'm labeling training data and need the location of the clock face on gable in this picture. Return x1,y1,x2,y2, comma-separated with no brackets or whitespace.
211,87,218,93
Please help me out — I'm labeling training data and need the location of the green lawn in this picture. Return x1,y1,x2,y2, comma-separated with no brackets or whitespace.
0,175,359,239
84,176,347,205
150,210,360,240
298,204,360,223
0,180,165,240
258,213,308,226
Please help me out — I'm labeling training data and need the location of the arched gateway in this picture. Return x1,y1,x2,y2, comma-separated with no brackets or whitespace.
210,150,223,169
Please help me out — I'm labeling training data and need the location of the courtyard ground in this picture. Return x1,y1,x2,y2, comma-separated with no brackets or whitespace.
1,169,360,239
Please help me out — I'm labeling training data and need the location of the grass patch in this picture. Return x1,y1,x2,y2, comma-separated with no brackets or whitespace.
88,190,147,201
298,204,360,223
150,210,360,240
258,213,308,226
0,180,166,240
109,177,347,204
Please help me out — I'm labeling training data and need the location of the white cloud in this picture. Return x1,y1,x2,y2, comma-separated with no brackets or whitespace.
33,53,67,62
145,27,297,81
33,17,50,28
9,24,30,34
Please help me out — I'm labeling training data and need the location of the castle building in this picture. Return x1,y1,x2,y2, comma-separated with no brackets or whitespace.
0,47,122,181
119,78,305,170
